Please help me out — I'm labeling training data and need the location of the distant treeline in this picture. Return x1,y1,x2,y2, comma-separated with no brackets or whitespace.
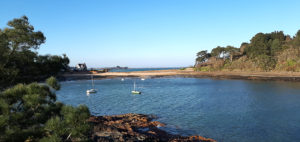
0,16,69,90
196,29,300,72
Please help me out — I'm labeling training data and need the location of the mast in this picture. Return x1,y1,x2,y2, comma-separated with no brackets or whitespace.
133,81,136,91
91,75,95,89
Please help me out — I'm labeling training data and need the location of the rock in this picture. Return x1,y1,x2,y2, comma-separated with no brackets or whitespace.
89,113,215,142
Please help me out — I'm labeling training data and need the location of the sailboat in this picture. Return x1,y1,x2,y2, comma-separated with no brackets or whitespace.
87,75,97,94
131,81,141,94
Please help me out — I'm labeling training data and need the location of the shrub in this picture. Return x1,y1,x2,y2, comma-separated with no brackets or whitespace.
0,79,90,141
46,76,61,90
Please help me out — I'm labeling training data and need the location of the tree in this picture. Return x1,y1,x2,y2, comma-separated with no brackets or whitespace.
246,33,270,58
270,39,281,56
0,16,88,142
2,16,45,68
0,77,90,141
0,28,18,88
46,76,61,90
292,30,300,48
0,16,69,90
240,42,249,54
211,46,226,59
196,50,211,64
195,29,300,71
246,31,286,58
225,46,239,62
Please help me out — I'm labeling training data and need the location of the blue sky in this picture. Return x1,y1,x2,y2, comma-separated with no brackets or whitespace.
1,0,300,68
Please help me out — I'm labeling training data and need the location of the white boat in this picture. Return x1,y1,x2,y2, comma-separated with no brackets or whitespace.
87,88,97,94
131,81,141,94
141,78,145,81
121,78,125,81
87,75,97,94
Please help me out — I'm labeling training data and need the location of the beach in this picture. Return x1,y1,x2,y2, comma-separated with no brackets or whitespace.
62,68,300,81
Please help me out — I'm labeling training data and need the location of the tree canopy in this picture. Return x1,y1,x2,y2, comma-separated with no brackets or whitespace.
195,29,300,71
0,16,91,141
0,16,69,90
0,77,91,141
196,50,211,63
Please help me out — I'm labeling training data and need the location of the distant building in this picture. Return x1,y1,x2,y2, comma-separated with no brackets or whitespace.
76,63,87,71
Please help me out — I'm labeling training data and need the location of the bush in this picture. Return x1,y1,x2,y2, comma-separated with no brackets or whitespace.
195,66,212,71
0,79,90,141
46,76,61,90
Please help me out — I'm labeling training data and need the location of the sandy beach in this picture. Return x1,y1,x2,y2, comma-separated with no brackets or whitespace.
62,68,300,81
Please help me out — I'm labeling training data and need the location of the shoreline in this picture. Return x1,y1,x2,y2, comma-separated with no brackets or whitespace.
65,70,300,141
61,69,300,82
89,113,215,142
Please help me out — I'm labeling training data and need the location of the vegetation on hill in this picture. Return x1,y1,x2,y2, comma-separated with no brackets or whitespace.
195,30,300,72
0,16,69,90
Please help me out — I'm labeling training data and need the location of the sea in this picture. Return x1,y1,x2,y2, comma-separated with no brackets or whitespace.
56,77,300,142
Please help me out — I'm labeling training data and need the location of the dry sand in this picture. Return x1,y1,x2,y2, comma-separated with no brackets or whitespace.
63,68,300,81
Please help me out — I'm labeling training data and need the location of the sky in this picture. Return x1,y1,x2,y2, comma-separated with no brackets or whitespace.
1,0,300,68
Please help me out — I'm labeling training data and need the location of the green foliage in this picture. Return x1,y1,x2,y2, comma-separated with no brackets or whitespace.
5,16,46,51
287,59,297,66
40,134,62,142
0,16,89,142
0,79,91,141
195,66,212,71
255,55,276,71
225,46,239,53
196,50,211,63
245,31,286,58
225,46,239,62
195,30,300,71
200,66,210,71
36,54,70,76
0,83,58,141
43,105,91,141
46,76,61,90
211,46,226,58
292,30,300,48
0,16,69,90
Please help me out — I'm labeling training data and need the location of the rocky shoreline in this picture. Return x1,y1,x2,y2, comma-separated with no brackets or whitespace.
88,113,215,142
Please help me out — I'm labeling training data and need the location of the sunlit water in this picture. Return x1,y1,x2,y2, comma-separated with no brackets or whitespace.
56,77,300,142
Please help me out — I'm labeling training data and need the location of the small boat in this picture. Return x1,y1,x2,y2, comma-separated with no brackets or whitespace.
141,78,145,81
87,88,97,94
87,75,97,94
131,81,141,94
121,78,125,81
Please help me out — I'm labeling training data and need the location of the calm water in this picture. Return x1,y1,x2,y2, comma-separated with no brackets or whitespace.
109,67,180,72
56,77,300,142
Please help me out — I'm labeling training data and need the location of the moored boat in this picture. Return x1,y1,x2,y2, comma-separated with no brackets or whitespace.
87,75,97,94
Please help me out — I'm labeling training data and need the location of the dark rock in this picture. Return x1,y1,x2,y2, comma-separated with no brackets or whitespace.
88,113,215,142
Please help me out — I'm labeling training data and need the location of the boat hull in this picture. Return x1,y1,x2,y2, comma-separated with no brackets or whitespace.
87,89,97,94
131,91,141,94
